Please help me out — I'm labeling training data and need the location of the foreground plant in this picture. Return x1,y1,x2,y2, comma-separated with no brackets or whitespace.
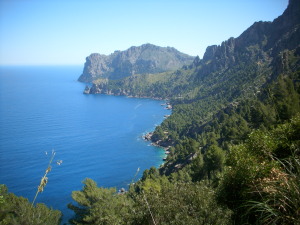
0,184,61,225
217,114,300,224
246,156,300,225
32,150,62,205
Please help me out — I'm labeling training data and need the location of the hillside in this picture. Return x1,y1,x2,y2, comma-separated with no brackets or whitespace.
86,0,300,141
87,0,299,101
78,43,194,82
2,1,300,225
69,0,300,224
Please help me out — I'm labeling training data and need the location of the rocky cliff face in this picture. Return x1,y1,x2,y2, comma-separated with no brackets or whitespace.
78,44,194,82
194,0,300,78
85,0,300,99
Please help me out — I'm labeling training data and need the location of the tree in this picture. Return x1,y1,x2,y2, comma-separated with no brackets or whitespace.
204,145,225,179
68,178,134,225
191,153,206,181
132,181,232,225
0,185,61,225
217,114,300,224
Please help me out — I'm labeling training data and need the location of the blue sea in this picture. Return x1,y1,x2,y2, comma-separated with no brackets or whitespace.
0,66,167,223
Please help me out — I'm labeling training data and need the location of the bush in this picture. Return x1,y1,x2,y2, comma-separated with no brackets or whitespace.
0,185,61,225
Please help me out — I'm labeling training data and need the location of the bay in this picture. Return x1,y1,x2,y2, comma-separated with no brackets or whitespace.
0,66,166,223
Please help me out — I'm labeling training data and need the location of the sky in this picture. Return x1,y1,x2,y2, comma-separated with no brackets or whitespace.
0,0,289,65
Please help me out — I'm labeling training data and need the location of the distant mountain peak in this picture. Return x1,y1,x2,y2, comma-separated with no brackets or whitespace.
197,0,299,73
78,44,194,82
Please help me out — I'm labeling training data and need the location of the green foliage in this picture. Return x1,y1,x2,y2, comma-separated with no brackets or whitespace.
70,21,300,225
0,185,61,225
151,126,167,143
204,145,225,180
132,181,232,225
68,178,134,225
190,153,206,181
141,166,160,181
73,11,300,224
68,115,300,225
246,156,300,225
69,177,232,225
169,168,192,183
2,6,300,224
217,114,300,224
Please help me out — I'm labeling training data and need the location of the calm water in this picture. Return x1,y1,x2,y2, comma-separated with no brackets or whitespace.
0,66,166,223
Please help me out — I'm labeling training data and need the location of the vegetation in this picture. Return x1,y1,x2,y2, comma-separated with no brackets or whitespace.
68,176,232,225
217,115,300,224
69,3,300,222
0,150,63,225
0,185,61,225
2,1,300,224
71,43,300,224
68,114,300,224
32,150,61,205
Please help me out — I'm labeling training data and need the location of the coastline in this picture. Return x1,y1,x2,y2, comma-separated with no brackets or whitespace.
83,84,167,101
83,83,174,161
142,131,172,158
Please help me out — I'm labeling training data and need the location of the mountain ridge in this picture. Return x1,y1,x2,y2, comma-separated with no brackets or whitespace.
83,0,300,158
86,0,299,100
78,43,194,82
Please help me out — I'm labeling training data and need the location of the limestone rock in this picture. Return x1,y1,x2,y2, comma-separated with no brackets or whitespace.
78,44,194,82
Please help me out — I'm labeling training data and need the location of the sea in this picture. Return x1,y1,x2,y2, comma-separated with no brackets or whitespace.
0,66,167,223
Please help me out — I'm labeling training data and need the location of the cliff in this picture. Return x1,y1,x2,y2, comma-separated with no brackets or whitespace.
86,0,300,98
78,43,194,82
194,0,300,77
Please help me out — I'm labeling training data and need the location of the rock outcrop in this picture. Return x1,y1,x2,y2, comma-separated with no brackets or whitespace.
192,0,300,78
83,0,300,101
78,43,194,82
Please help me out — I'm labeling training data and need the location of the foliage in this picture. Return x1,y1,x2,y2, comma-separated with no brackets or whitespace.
4,4,300,224
68,178,134,225
204,145,225,180
131,180,232,225
69,177,232,225
217,114,300,224
67,7,300,224
0,185,61,225
246,157,300,225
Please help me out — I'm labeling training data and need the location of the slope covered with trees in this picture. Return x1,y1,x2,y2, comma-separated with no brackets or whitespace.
69,0,300,224
1,0,299,224
69,114,300,224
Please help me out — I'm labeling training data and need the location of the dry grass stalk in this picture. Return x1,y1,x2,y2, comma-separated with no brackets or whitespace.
143,192,157,225
32,150,61,205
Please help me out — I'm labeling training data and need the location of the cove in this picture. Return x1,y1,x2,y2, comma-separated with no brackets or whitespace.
0,66,167,222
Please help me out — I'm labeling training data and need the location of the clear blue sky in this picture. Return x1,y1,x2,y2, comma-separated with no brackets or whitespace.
0,0,288,65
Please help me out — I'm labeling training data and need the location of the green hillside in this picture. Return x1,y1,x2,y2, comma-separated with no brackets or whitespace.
2,0,299,224
72,0,300,224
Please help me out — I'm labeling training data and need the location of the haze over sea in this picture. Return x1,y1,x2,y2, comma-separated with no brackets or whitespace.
0,66,166,222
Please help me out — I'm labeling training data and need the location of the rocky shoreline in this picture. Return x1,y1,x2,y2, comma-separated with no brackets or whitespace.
83,84,166,100
142,132,171,154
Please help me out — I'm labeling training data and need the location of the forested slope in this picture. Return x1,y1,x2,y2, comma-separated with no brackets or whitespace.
69,0,300,224
1,0,299,224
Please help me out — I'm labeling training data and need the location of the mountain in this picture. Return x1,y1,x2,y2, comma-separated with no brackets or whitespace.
84,0,300,162
150,0,300,171
78,43,194,82
196,0,300,78
87,0,299,99
6,1,299,224
72,2,300,223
